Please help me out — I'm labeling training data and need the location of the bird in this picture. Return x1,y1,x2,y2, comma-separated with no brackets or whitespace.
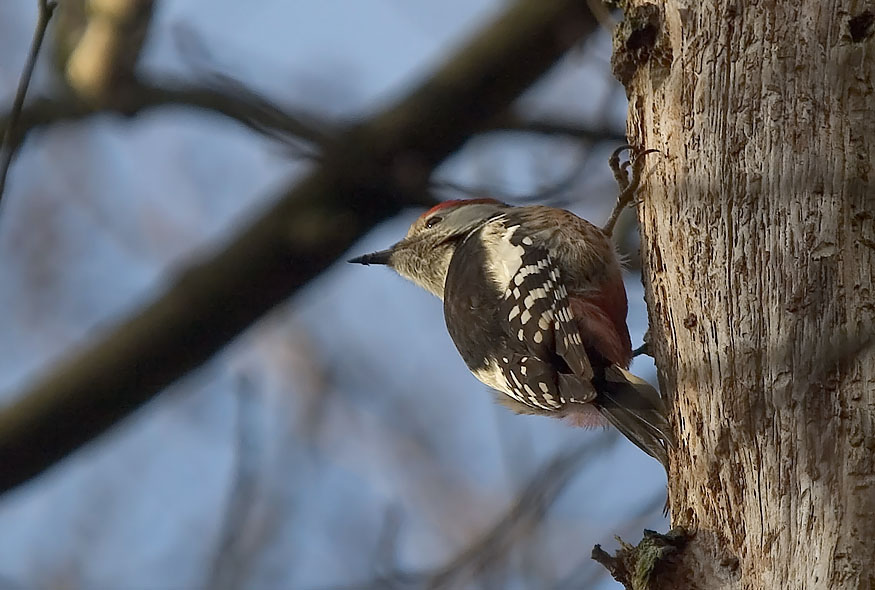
350,154,673,468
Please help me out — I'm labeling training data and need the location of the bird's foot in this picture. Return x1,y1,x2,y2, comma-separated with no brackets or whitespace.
631,342,652,358
603,145,659,236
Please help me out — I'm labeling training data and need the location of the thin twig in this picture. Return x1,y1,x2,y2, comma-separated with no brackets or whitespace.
516,151,592,205
372,504,405,582
0,77,333,156
423,442,604,590
0,0,57,208
431,149,592,208
204,375,265,590
485,111,625,143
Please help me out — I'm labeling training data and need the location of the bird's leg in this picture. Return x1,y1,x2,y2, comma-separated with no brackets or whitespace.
632,327,653,358
603,145,658,237
631,342,652,358
608,144,632,193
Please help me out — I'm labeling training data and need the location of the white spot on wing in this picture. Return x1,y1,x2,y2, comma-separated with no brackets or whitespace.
482,220,525,291
472,360,511,394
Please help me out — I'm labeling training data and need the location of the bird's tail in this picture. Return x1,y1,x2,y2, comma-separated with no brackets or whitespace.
592,365,674,470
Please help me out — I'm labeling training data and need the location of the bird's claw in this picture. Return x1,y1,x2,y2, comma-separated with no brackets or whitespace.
631,342,652,358
603,145,659,236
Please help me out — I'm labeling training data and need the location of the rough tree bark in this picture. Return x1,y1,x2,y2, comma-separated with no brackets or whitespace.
610,0,874,588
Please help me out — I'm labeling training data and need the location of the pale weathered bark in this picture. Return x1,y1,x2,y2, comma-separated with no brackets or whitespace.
615,0,875,588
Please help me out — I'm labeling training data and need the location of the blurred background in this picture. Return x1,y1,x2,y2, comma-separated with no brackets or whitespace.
0,1,667,588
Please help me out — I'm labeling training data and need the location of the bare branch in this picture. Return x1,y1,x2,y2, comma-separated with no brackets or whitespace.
0,77,332,155
0,0,57,207
422,440,608,590
0,0,598,495
0,80,625,160
136,76,333,147
485,112,625,143
205,375,266,590
431,147,595,208
0,83,619,168
372,504,405,580
315,438,613,590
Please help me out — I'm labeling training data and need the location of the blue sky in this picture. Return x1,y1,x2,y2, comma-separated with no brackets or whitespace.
0,1,666,588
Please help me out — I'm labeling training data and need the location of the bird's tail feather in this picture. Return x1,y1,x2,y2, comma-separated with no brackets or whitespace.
593,366,674,470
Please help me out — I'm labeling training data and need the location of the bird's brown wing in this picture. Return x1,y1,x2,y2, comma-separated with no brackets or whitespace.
498,232,594,382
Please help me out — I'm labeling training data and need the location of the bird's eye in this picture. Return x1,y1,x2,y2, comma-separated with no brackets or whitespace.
425,216,443,228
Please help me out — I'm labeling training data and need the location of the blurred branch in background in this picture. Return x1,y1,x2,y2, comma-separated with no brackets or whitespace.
548,491,665,590
420,441,606,590
0,77,331,156
0,3,626,204
0,79,623,166
205,375,270,590
432,146,594,208
0,0,57,208
486,111,624,143
0,0,601,496
324,439,611,590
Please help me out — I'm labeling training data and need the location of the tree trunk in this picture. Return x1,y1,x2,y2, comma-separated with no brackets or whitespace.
615,0,875,587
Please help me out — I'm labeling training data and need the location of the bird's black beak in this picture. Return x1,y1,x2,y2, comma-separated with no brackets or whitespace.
348,248,393,266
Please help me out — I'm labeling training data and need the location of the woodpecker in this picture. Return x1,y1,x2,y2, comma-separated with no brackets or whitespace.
350,192,672,468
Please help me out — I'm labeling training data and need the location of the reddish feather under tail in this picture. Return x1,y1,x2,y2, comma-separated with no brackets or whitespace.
570,291,632,369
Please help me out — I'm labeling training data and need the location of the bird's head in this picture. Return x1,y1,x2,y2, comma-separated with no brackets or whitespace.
349,198,506,298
